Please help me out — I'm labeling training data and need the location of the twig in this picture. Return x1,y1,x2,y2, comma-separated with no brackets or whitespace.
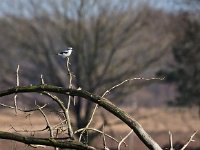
118,130,133,150
75,127,123,144
16,65,20,86
26,113,33,132
102,77,164,97
14,95,18,114
52,119,67,130
14,65,20,114
169,131,174,150
66,57,73,88
66,96,73,137
79,77,162,141
9,124,18,132
102,125,109,150
52,119,68,138
42,91,73,139
79,104,98,141
40,74,70,139
9,124,48,133
180,131,198,150
36,104,54,138
30,144,47,148
65,57,74,138
40,74,45,84
0,103,47,112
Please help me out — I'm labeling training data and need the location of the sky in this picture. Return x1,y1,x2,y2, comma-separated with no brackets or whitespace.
147,0,200,12
0,0,199,17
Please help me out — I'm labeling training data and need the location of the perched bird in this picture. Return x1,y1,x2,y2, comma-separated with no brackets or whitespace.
57,47,73,58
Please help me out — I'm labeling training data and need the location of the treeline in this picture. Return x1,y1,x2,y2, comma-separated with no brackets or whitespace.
0,1,199,126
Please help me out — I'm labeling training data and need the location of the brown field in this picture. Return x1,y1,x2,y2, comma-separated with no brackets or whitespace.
0,106,199,150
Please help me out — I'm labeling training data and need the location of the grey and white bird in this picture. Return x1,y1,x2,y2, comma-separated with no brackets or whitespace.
57,47,73,58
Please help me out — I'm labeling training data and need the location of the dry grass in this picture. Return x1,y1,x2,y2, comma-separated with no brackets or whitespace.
0,106,199,150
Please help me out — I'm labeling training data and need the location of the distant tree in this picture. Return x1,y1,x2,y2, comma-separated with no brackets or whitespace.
0,0,173,132
157,13,200,106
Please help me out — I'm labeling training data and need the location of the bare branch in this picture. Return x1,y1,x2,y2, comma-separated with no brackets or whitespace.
0,102,47,112
79,78,161,141
14,64,20,114
65,57,74,138
10,127,48,133
42,92,73,139
118,130,133,150
0,131,96,150
40,74,45,84
39,73,69,138
52,119,67,131
102,125,109,150
0,84,162,150
36,104,54,138
16,65,20,86
0,103,17,110
79,77,161,143
169,131,174,150
180,131,198,150
79,104,98,141
66,57,73,88
30,144,47,148
102,77,164,97
75,127,121,144
14,95,18,114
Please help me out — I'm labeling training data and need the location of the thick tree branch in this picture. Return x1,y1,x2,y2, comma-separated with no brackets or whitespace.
0,84,162,150
0,131,95,150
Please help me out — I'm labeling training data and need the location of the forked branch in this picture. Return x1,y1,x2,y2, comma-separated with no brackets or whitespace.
0,84,162,150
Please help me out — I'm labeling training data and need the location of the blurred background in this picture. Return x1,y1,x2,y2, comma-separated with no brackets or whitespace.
0,0,199,149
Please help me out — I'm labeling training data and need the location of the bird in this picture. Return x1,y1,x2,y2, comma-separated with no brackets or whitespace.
57,47,73,58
